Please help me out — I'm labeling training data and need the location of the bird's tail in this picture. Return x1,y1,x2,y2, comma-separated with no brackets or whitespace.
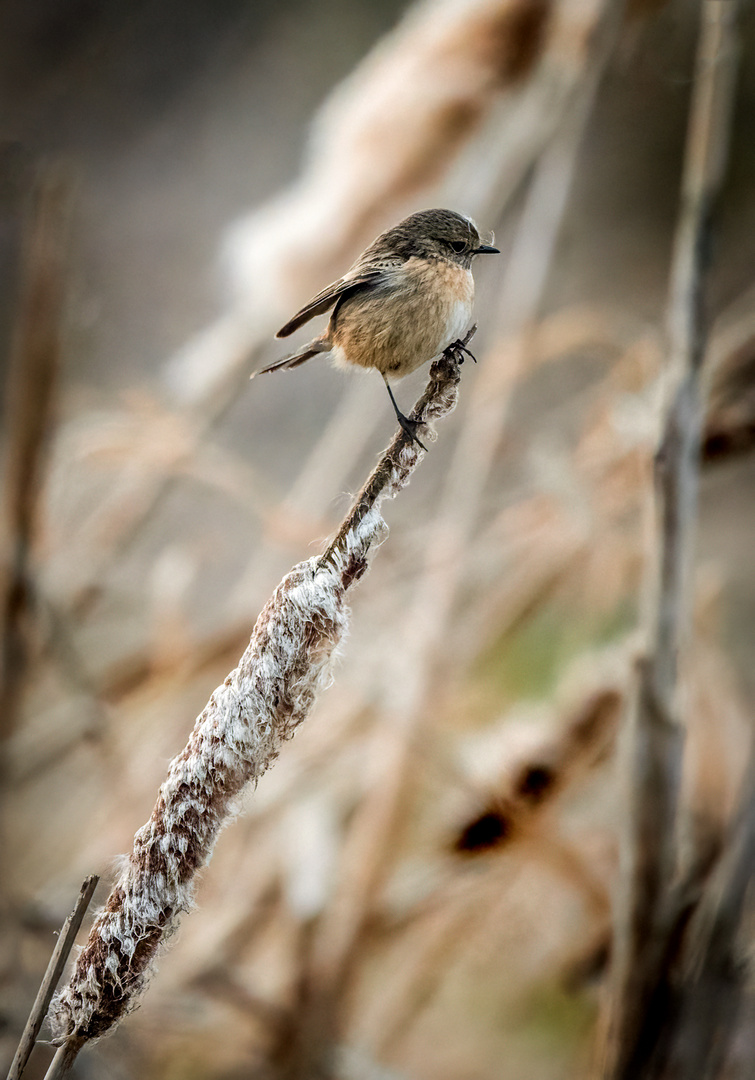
252,339,330,377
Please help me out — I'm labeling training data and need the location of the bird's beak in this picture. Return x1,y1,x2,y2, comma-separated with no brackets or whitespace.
473,244,500,255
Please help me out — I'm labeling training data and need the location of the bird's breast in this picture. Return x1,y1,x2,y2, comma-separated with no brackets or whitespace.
330,257,474,378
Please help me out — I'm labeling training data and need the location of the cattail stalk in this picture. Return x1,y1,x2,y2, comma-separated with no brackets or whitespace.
47,349,463,1071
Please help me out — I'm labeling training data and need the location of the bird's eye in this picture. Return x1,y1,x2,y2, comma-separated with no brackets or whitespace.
448,240,467,253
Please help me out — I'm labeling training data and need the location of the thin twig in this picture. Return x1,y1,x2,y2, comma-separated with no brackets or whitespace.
604,2,740,1075
7,875,98,1080
318,333,471,570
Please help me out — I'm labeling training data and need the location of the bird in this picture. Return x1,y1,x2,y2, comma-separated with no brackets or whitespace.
253,208,499,449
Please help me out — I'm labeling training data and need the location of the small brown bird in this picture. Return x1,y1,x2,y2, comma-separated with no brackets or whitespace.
254,208,499,448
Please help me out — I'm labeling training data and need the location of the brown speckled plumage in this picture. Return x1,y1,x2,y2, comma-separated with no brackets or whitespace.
256,208,498,381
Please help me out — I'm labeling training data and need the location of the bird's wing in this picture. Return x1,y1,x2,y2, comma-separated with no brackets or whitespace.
275,267,391,339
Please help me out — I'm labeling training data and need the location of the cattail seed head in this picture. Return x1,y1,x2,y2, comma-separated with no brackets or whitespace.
50,350,462,1044
50,556,354,1040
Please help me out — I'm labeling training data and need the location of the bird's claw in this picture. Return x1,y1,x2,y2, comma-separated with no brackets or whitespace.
446,339,477,365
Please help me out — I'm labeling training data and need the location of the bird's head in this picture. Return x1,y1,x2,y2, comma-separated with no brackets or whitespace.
374,208,499,268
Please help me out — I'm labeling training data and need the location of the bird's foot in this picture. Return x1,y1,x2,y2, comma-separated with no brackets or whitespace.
446,339,477,364
396,413,428,452
384,378,429,451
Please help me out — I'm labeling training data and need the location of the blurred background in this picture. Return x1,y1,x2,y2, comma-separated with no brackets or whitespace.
2,0,755,1076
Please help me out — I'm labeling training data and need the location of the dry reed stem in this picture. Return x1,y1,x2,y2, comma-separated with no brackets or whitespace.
0,172,70,740
7,876,98,1080
604,2,741,1075
318,342,467,569
41,1036,86,1080
46,351,463,1073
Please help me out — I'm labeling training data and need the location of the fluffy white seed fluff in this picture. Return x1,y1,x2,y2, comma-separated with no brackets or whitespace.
50,351,461,1044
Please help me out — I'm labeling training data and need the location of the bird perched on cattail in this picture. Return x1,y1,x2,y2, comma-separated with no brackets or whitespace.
253,208,499,449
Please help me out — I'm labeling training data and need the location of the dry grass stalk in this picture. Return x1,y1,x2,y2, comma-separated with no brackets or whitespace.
7,876,98,1080
318,344,465,570
0,172,70,740
603,2,741,1076
46,351,463,1074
